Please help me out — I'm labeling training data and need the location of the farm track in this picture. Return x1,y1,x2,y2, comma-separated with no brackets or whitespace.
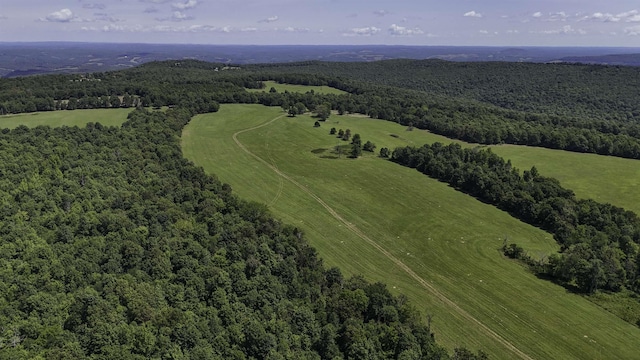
232,114,534,360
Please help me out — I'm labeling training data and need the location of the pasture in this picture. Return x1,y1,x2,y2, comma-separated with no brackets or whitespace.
246,80,347,95
488,145,640,215
182,104,640,359
0,108,131,128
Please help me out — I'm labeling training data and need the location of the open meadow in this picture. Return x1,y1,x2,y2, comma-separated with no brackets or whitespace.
0,108,131,128
181,104,640,360
246,80,347,95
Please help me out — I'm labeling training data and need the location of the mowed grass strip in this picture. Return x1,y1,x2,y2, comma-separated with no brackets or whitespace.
0,108,131,129
182,104,640,360
246,80,347,95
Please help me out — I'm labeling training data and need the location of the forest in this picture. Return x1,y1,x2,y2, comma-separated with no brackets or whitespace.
2,58,640,356
3,59,640,158
0,105,496,358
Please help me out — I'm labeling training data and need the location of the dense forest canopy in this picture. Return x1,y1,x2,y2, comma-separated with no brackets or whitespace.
3,59,640,159
0,106,494,358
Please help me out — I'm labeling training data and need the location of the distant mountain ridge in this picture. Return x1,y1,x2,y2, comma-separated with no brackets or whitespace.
1,42,639,77
556,53,640,66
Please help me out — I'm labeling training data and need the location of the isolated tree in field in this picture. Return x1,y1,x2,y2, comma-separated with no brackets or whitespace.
351,133,362,158
363,141,376,152
315,104,331,121
330,127,337,135
338,129,344,138
269,87,277,93
379,147,390,158
351,133,361,145
288,106,297,117
314,121,321,127
342,129,351,141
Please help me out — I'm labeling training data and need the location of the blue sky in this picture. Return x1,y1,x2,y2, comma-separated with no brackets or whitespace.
1,0,640,46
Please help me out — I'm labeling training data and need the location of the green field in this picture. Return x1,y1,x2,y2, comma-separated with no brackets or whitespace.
247,80,346,95
488,146,640,215
182,104,640,359
0,108,131,128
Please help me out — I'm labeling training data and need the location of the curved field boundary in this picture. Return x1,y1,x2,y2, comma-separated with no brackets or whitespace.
232,114,533,360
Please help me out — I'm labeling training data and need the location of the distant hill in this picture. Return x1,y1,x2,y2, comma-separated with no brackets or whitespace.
556,53,640,66
1,42,640,77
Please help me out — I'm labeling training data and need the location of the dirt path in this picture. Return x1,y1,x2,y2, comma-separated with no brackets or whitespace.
232,115,533,360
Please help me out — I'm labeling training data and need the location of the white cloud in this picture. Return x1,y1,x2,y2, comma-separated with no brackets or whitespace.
373,10,390,17
580,12,621,22
388,24,424,36
144,7,159,13
93,13,121,22
547,12,569,22
532,12,542,18
343,26,381,36
539,25,586,35
259,16,279,23
86,23,239,33
506,29,519,34
619,10,640,22
157,11,193,22
83,3,106,10
279,27,311,33
464,11,482,18
479,30,489,34
45,8,75,22
171,11,192,21
625,25,640,35
172,0,198,10
579,10,640,23
140,0,172,3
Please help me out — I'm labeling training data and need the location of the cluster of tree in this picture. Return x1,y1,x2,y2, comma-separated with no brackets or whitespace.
241,61,640,159
4,59,640,159
0,103,490,358
391,144,640,295
244,59,640,126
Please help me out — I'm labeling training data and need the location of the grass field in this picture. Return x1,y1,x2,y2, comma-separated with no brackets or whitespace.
182,104,640,360
488,146,640,215
0,108,131,128
246,80,346,95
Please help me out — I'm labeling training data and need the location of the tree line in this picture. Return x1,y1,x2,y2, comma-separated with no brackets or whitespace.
391,143,639,297
4,59,640,159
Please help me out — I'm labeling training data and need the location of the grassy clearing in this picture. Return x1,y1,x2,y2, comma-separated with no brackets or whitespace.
246,80,346,95
0,108,131,128
182,104,640,360
487,146,640,215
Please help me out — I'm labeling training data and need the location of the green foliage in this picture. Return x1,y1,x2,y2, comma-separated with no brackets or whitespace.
184,104,640,359
351,133,362,158
363,140,376,152
392,143,640,295
379,147,390,158
314,104,331,121
0,106,451,359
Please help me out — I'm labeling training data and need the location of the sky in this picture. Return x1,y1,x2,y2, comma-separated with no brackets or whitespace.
1,0,640,47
